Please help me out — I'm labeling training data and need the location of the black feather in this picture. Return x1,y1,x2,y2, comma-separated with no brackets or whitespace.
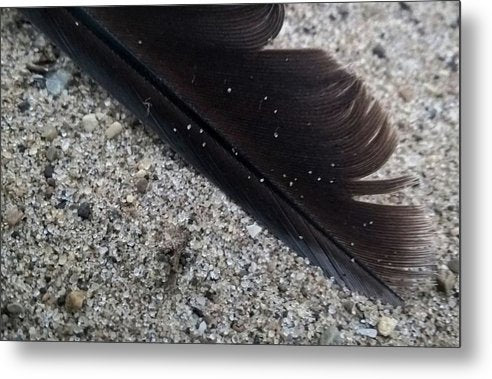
22,5,434,305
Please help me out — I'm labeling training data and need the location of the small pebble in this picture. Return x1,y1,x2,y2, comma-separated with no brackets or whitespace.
56,295,66,307
41,126,58,141
137,158,153,171
135,177,148,194
197,320,207,334
319,325,340,345
45,69,71,96
447,258,460,274
17,99,30,112
135,169,147,178
45,146,59,162
65,290,86,312
105,121,123,139
77,202,92,220
246,223,262,238
377,316,398,337
41,293,55,305
278,283,288,293
398,87,413,102
231,321,246,333
6,303,24,317
46,178,56,187
342,300,356,315
425,83,442,97
437,270,456,293
5,207,24,227
43,164,55,179
399,2,412,11
372,44,386,59
81,113,98,132
126,194,135,203
356,327,378,338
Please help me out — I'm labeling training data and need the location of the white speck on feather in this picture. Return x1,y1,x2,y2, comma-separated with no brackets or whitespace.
227,87,232,93
187,124,192,130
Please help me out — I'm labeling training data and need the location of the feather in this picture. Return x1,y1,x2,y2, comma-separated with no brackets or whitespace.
22,5,434,305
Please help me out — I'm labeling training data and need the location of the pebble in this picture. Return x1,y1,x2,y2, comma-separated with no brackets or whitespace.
319,325,340,345
424,83,442,97
43,164,55,179
45,69,71,96
77,202,92,220
398,87,414,102
135,169,147,178
81,113,98,132
377,316,398,337
231,321,246,333
41,293,56,305
399,2,412,11
6,302,24,317
45,146,59,162
372,44,386,59
447,258,460,274
135,177,148,194
105,121,123,139
5,207,24,226
246,223,262,238
65,290,86,311
41,126,58,141
437,270,456,293
17,99,30,112
197,320,207,335
137,158,153,171
342,300,356,315
126,194,135,203
356,327,378,338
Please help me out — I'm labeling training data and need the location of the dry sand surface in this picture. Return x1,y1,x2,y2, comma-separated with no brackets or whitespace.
1,2,459,345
